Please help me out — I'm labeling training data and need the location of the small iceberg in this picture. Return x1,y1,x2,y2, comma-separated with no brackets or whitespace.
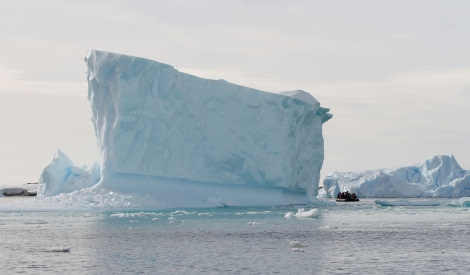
47,246,71,253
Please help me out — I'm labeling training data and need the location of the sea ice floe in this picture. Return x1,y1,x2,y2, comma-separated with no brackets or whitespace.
285,208,320,219
375,199,441,207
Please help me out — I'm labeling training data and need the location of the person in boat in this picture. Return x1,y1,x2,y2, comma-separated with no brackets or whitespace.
337,191,358,200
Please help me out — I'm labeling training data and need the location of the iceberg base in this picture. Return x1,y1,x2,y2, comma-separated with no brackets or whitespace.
100,174,307,208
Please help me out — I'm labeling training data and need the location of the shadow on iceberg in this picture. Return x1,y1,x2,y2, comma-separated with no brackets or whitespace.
100,173,309,208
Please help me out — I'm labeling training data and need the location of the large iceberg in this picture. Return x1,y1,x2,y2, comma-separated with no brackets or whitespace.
323,155,470,198
38,50,332,207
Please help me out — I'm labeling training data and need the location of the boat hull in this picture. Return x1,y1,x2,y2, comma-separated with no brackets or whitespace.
336,198,359,202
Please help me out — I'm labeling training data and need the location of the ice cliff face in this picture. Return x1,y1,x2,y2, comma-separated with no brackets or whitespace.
84,50,331,198
323,155,470,198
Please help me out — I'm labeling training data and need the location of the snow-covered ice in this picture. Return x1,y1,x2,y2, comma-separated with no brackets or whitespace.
323,155,470,198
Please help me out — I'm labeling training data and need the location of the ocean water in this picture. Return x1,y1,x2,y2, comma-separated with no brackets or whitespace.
0,198,469,274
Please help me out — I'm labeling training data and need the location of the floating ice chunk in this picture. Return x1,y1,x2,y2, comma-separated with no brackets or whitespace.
374,199,441,207
35,186,152,210
291,248,304,252
289,241,308,248
49,246,71,252
295,208,320,218
285,208,320,219
448,197,470,207
284,212,295,219
170,210,195,216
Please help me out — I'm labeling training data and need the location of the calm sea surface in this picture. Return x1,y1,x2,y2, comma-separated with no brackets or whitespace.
0,198,469,274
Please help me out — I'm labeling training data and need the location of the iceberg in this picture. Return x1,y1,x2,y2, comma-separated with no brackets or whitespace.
38,150,100,197
38,50,331,207
323,155,470,198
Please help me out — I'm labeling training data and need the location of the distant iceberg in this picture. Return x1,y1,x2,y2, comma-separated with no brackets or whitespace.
323,155,470,198
37,50,331,207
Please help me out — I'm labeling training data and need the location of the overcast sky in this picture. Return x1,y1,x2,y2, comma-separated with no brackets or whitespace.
1,0,469,187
